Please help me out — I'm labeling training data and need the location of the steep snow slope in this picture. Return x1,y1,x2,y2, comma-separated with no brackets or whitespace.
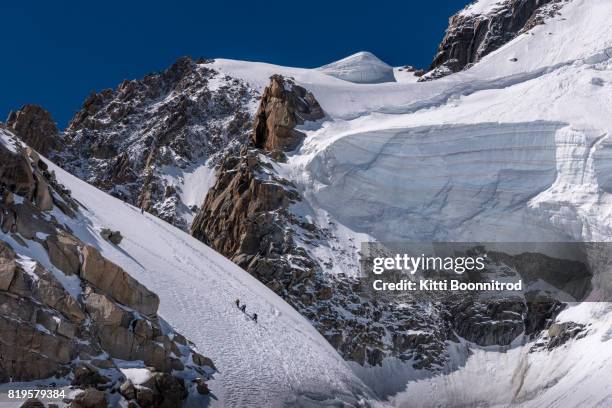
29,154,379,407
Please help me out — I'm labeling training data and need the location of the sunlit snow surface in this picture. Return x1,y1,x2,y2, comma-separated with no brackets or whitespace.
459,0,505,16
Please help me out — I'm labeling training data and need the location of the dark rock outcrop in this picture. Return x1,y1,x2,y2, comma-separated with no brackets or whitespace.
6,105,60,155
252,75,324,152
425,0,567,79
100,228,123,245
191,148,303,271
448,297,526,346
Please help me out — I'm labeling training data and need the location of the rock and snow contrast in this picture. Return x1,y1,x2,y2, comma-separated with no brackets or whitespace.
0,129,374,407
3,0,612,406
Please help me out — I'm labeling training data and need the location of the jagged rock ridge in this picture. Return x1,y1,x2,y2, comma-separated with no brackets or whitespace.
49,56,258,229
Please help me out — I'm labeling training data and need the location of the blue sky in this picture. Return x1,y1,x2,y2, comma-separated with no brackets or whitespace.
1,0,469,128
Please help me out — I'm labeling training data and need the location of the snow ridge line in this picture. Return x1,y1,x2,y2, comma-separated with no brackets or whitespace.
372,46,612,118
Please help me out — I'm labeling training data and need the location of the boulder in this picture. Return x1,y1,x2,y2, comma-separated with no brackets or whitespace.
72,363,110,387
154,372,188,406
191,352,215,370
135,386,155,407
34,176,53,211
194,378,210,395
96,324,137,361
0,315,75,381
84,290,132,326
119,380,137,400
100,228,123,245
45,231,81,276
81,245,159,316
547,321,586,349
33,273,86,324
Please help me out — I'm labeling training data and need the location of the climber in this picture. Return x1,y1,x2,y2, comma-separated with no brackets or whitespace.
235,298,240,308
252,313,258,323
240,304,246,313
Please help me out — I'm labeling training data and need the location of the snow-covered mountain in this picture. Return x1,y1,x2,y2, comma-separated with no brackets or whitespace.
318,51,396,84
3,0,612,406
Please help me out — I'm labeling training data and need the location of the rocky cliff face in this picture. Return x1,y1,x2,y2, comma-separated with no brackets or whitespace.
0,129,215,407
425,0,568,79
48,56,257,229
6,104,60,155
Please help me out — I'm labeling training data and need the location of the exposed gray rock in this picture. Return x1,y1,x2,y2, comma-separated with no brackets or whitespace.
547,321,586,349
45,231,81,275
81,245,159,316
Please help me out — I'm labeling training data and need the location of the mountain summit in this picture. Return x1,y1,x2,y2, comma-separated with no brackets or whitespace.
318,51,396,84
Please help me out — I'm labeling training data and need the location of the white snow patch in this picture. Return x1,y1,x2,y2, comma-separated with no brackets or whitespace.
460,0,505,16
120,368,153,385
